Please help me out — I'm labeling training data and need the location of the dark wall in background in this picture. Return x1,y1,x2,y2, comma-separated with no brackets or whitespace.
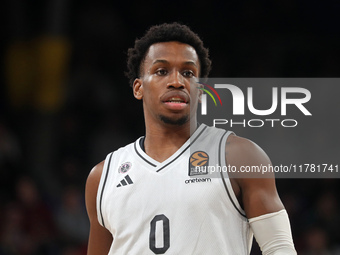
1,1,339,254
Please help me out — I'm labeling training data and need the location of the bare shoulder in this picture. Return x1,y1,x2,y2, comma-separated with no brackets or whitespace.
225,134,272,172
85,161,105,221
87,161,105,189
86,160,105,193
225,135,284,218
86,161,114,254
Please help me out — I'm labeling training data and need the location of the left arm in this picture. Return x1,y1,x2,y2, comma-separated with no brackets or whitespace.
226,135,296,254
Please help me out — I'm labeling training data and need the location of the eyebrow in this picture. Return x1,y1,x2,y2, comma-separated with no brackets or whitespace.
152,59,198,68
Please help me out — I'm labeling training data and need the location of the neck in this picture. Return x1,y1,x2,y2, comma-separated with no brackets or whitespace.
143,117,197,162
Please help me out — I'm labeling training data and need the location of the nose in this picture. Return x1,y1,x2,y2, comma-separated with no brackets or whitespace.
166,71,185,89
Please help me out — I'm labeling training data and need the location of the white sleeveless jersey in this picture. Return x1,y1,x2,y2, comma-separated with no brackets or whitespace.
96,124,253,254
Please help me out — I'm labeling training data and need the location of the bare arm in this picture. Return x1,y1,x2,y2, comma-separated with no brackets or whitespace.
85,161,113,255
226,135,284,218
226,135,296,254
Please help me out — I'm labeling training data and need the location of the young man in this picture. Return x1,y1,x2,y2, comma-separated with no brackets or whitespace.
85,23,297,254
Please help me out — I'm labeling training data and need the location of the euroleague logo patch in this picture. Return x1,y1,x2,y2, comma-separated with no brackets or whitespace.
118,162,132,174
189,151,209,176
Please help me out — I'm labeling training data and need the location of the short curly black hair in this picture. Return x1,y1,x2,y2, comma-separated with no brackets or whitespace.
125,22,212,86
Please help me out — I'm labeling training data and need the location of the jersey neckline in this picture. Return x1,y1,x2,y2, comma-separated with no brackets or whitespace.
134,124,207,172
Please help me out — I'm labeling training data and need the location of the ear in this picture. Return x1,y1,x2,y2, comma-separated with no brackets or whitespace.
133,78,143,100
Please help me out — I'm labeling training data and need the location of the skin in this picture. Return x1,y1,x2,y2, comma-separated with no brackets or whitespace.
133,42,201,162
86,161,113,254
85,41,284,254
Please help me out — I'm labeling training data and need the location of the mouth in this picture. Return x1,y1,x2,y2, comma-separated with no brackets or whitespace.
161,91,189,103
163,97,187,104
161,91,189,111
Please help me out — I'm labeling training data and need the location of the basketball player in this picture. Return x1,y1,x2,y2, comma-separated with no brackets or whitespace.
85,23,297,254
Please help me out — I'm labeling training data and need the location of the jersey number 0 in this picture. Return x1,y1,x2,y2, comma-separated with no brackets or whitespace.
149,214,170,254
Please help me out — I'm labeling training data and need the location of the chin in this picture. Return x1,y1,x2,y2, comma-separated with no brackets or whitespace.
159,115,189,126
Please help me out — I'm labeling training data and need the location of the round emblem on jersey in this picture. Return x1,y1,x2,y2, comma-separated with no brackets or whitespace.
189,151,209,176
190,151,209,166
119,162,132,173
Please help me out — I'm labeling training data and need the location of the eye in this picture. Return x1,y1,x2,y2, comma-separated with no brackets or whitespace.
182,70,195,78
155,69,168,76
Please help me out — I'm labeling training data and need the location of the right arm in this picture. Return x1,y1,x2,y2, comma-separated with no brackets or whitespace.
85,161,113,255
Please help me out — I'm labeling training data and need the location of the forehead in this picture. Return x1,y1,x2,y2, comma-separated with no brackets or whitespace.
144,41,199,66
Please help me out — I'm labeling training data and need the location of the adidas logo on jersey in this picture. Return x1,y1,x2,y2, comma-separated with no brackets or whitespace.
117,175,133,187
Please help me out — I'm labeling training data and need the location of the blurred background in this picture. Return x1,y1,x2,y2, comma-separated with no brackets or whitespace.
0,0,339,254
